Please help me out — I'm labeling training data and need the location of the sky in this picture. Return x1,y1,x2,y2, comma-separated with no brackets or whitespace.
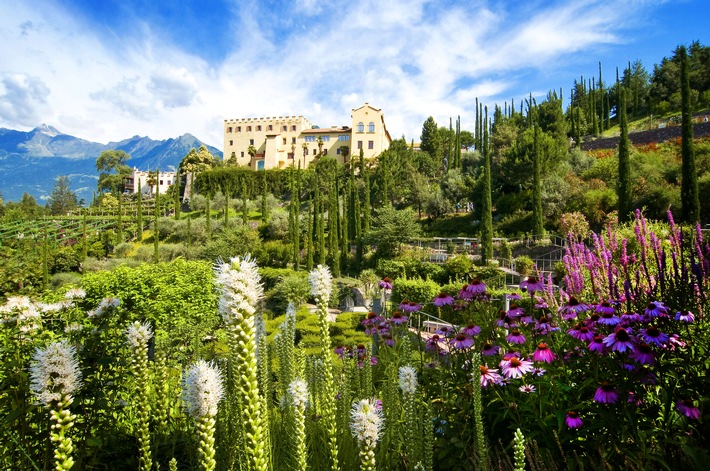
1,0,709,150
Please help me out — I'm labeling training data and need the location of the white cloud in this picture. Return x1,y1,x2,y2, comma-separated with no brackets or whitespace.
0,73,50,126
0,0,682,150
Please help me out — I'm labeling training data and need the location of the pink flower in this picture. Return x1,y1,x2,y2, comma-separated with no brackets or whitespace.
532,343,556,363
499,357,534,379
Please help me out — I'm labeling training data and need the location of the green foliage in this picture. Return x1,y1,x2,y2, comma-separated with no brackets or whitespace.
513,255,534,275
364,205,421,259
96,149,131,194
443,255,474,283
81,259,219,360
390,277,440,305
49,176,79,215
267,273,310,313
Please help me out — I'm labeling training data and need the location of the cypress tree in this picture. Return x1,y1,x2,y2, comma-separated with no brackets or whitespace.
82,210,88,260
532,122,544,235
340,176,349,273
448,117,453,168
352,160,362,270
679,45,700,223
241,181,248,225
475,98,480,151
294,169,301,270
328,170,340,276
306,195,314,270
261,168,269,224
317,178,326,265
205,194,211,241
153,169,160,263
617,84,632,223
224,185,230,226
136,182,143,241
42,227,49,289
361,149,370,233
116,192,123,244
174,177,181,220
598,62,606,132
480,108,493,264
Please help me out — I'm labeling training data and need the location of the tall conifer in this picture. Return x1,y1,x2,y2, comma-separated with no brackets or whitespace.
532,121,544,235
480,108,493,264
679,45,700,223
617,84,632,223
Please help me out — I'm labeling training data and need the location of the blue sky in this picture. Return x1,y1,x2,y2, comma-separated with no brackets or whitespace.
1,0,708,149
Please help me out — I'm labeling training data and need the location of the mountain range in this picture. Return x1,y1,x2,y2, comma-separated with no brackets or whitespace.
0,124,222,203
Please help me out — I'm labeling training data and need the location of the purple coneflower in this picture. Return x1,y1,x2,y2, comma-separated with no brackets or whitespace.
433,292,455,307
500,357,534,379
621,311,642,323
534,316,558,335
502,350,521,360
532,367,546,376
565,411,583,429
355,344,367,357
507,293,522,301
594,382,618,404
507,303,525,317
361,311,383,328
597,310,621,326
435,325,455,337
677,399,701,420
479,365,502,387
378,278,393,290
588,335,607,354
520,276,544,293
460,324,481,336
630,342,655,365
644,301,669,318
425,335,442,352
639,326,669,346
481,342,500,356
603,327,636,352
450,333,474,350
568,324,595,343
465,278,487,296
506,329,527,345
558,296,591,320
675,310,695,323
388,311,408,326
382,333,395,347
397,299,411,311
519,384,536,393
403,301,421,313
532,342,556,363
595,301,616,316
534,298,548,309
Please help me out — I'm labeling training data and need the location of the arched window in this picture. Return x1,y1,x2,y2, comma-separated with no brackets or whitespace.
368,122,375,132
357,122,364,133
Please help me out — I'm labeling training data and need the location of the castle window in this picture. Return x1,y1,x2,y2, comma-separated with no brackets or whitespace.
338,135,349,141
357,122,364,133
291,125,297,131
337,148,341,154
229,140,233,146
283,137,287,145
313,149,317,155
282,125,287,131
357,140,363,149
237,126,242,132
368,140,374,149
322,135,330,142
268,125,273,131
323,149,328,155
241,151,244,157
228,126,233,133
250,139,254,145
368,122,375,132
292,137,296,144
305,136,316,142
247,126,252,131
257,125,262,131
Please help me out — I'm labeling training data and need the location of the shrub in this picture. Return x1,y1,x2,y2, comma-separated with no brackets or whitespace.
514,255,534,275
49,272,82,290
113,242,134,258
390,277,441,305
262,240,293,268
443,255,474,283
50,246,81,274
267,273,311,314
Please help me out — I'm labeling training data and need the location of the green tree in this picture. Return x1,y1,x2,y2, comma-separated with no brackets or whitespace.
96,150,131,194
480,108,493,263
617,86,633,223
364,205,421,259
532,123,544,234
679,45,700,223
420,116,441,162
48,176,79,215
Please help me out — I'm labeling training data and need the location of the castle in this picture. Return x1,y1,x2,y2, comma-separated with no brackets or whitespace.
223,103,392,169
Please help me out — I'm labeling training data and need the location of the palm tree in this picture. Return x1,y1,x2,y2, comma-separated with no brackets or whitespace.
317,136,324,156
301,142,308,168
247,145,257,168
